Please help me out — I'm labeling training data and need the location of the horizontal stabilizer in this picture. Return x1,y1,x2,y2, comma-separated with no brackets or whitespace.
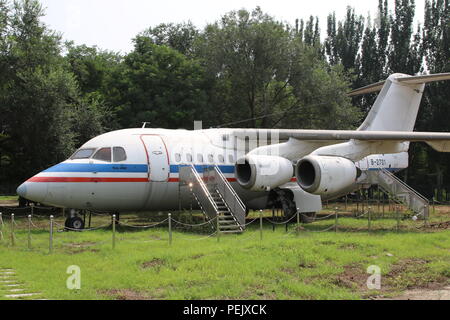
348,81,385,97
348,72,450,97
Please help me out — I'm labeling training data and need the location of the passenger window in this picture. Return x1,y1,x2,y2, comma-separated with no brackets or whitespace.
71,148,96,160
186,154,193,162
208,154,214,163
218,155,225,163
197,154,204,163
175,153,181,162
93,148,112,162
228,154,234,163
113,147,127,162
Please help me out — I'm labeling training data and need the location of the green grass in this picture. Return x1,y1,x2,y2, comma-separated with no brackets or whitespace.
0,195,18,201
0,211,449,300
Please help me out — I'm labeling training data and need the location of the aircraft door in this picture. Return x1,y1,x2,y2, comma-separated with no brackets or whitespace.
141,135,170,182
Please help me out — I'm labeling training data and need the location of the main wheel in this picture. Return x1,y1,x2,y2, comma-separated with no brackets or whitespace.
300,212,317,224
65,217,85,231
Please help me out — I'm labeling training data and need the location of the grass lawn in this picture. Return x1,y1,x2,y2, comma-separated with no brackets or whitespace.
0,195,18,201
0,209,449,300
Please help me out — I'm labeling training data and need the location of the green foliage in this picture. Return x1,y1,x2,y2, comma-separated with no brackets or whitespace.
0,0,449,199
115,37,208,129
0,0,111,184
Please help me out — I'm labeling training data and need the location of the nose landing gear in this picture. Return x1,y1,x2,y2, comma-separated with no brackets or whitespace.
64,209,86,231
65,216,85,230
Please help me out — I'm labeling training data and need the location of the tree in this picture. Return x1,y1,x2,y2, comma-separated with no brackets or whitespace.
388,0,422,74
412,0,450,200
140,22,199,57
0,0,111,185
325,7,364,73
115,36,208,129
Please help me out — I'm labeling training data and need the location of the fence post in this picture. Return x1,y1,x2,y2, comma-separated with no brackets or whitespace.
168,213,172,246
296,211,300,236
216,213,220,243
0,212,3,241
112,214,116,250
49,215,54,254
259,210,263,241
432,197,435,215
368,207,372,234
272,209,275,232
28,215,32,249
11,214,15,247
335,207,338,233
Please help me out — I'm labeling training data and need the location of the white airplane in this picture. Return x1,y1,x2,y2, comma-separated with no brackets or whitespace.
16,73,450,229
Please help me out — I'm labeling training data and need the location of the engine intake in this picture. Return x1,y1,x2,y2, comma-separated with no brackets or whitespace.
296,155,358,195
235,155,294,191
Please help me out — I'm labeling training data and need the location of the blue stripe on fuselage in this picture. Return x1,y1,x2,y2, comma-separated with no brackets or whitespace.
44,163,149,173
44,163,236,174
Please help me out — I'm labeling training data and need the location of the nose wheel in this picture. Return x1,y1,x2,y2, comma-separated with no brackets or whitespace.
65,216,85,231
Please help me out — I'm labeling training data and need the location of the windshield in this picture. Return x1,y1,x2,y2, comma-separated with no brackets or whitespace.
70,148,96,160
93,147,112,162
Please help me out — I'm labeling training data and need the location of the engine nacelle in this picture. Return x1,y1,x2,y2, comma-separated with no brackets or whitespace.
235,155,294,191
295,155,358,195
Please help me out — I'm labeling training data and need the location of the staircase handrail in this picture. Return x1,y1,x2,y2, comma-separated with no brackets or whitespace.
379,168,429,203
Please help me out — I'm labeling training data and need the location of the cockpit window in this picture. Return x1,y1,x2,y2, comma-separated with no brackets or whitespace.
92,147,112,162
71,148,96,160
113,147,127,162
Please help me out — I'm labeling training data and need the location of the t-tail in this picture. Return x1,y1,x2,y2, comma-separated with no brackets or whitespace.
350,73,450,132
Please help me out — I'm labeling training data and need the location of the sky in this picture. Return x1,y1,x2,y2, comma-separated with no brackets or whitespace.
39,0,426,54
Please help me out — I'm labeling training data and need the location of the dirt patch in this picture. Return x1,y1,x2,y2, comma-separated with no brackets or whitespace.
389,286,450,300
190,254,204,260
99,289,161,300
141,258,166,270
64,242,99,254
424,221,450,230
332,258,450,300
382,258,448,291
66,242,97,248
238,284,277,300
333,264,369,291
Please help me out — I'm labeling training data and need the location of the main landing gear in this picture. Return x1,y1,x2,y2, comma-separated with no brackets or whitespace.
269,189,317,223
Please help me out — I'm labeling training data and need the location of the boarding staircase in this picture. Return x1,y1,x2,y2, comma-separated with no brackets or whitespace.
362,169,429,219
179,165,246,233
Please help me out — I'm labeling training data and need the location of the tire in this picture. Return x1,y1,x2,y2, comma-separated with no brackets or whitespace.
65,217,85,231
300,212,317,224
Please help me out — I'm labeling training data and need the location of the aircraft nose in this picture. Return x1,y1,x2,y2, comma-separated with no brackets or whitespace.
17,183,28,198
16,181,48,203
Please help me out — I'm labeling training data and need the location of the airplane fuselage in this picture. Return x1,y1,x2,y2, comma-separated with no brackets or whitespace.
17,128,408,212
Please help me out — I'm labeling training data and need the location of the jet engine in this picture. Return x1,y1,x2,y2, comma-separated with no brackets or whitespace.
295,155,358,195
235,155,294,191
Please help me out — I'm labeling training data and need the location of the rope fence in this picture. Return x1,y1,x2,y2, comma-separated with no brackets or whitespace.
0,204,442,254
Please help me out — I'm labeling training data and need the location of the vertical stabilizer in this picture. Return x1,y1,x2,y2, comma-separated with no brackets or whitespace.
357,73,425,132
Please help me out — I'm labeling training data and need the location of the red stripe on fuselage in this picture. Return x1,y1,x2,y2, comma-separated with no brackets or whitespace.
28,177,149,183
27,177,239,183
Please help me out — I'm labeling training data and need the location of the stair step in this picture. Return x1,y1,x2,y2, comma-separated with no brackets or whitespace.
221,230,244,234
219,222,238,227
220,225,241,230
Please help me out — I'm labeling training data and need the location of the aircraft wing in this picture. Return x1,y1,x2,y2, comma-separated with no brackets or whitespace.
229,129,450,152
